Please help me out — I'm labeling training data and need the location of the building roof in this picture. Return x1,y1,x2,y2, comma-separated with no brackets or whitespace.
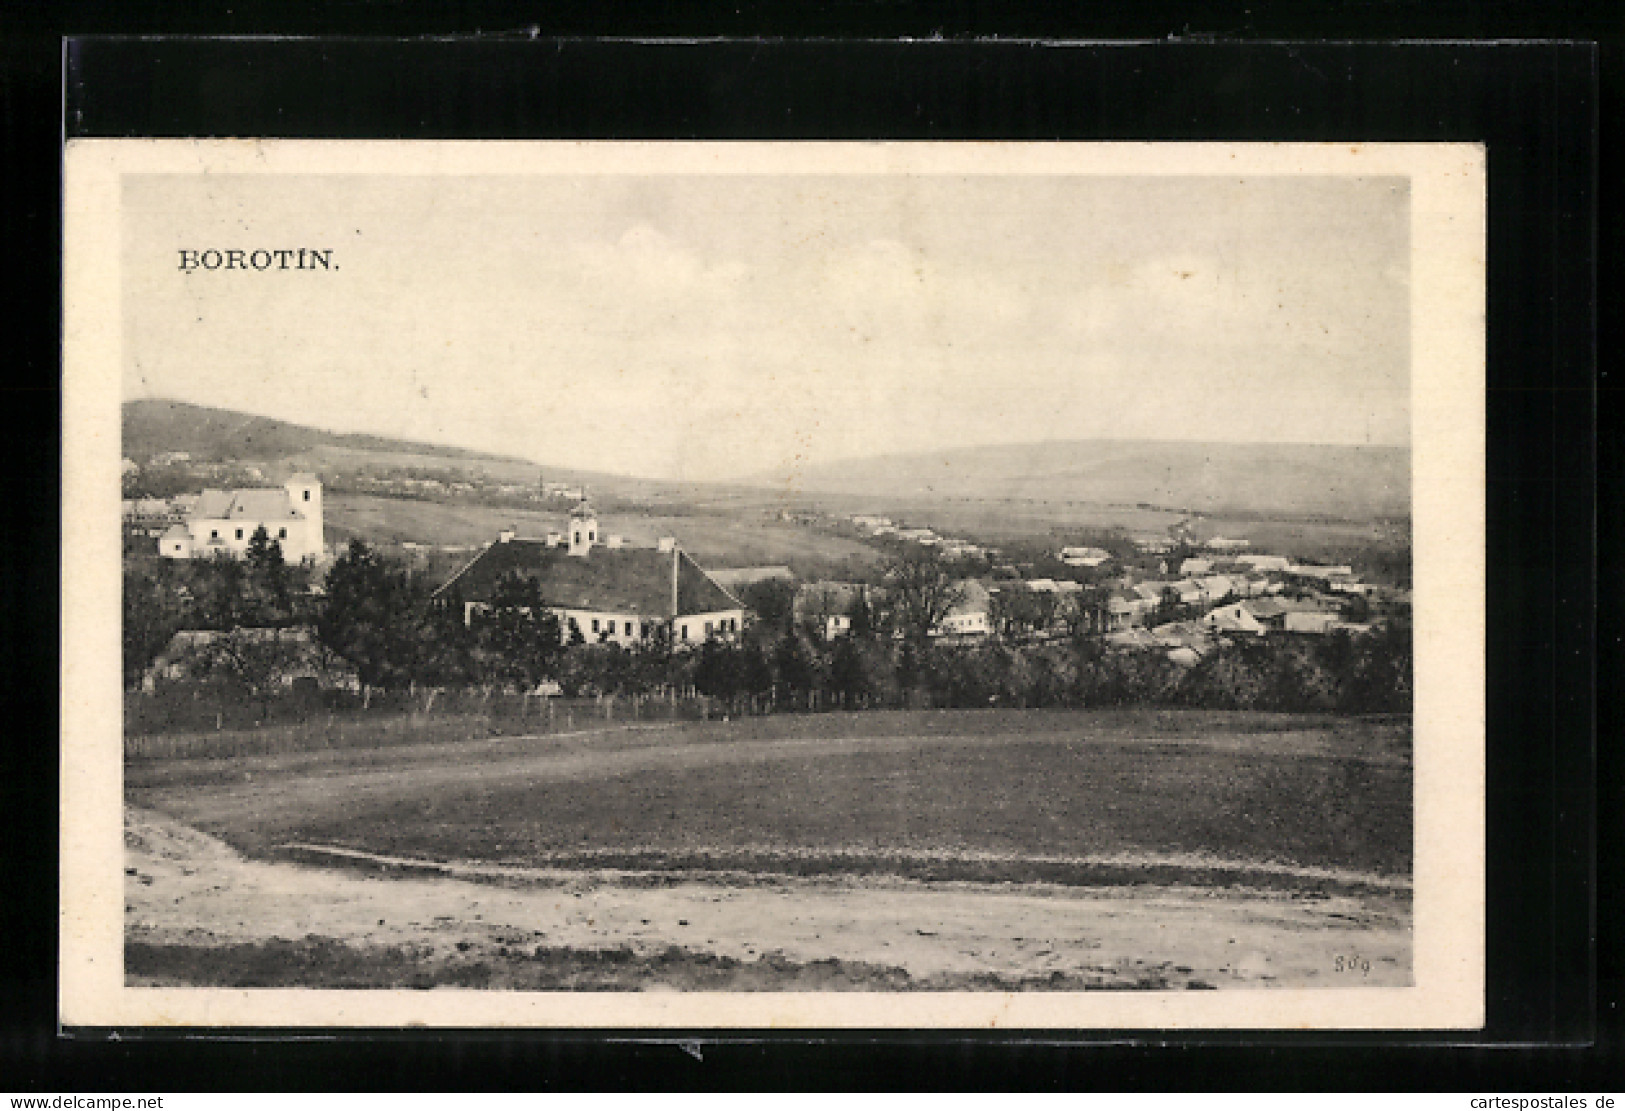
433,539,740,618
190,487,305,523
945,579,992,617
1203,602,1265,634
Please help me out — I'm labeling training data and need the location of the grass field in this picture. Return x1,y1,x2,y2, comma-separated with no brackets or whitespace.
128,709,1411,887
325,494,883,575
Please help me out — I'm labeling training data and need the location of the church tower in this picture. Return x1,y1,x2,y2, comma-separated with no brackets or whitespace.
568,501,598,558
282,473,323,562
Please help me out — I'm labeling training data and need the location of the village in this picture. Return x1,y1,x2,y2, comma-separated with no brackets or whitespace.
118,447,1416,998
122,451,1408,716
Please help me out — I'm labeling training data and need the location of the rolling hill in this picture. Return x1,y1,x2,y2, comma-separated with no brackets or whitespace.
757,439,1411,522
122,399,531,468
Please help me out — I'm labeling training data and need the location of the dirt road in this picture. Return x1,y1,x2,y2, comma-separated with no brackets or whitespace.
126,807,1411,991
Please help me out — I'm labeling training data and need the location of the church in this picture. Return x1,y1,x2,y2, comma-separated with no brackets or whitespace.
432,503,746,648
158,474,325,564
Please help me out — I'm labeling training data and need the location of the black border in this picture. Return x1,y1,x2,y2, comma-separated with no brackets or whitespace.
4,11,1610,1091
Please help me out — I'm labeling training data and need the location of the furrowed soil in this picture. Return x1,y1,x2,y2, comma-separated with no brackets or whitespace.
125,709,1413,990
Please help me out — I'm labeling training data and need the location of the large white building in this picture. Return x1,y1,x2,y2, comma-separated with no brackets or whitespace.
432,505,746,648
159,474,324,563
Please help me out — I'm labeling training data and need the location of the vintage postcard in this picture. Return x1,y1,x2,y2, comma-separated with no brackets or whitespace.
62,141,1484,1029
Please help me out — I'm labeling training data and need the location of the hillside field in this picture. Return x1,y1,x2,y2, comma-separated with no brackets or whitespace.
325,494,883,576
768,439,1411,522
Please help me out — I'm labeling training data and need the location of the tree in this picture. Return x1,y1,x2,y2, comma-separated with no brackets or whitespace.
883,550,964,643
1063,584,1109,638
470,572,563,691
827,637,869,706
198,627,302,719
799,584,844,642
846,588,875,639
740,578,796,641
244,525,293,625
315,539,428,697
771,632,816,709
123,563,186,689
193,552,248,630
1338,611,1412,714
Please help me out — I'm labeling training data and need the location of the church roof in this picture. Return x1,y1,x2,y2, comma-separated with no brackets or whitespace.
189,487,304,523
433,539,740,618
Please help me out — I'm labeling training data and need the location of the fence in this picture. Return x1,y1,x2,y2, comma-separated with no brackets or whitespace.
124,685,739,761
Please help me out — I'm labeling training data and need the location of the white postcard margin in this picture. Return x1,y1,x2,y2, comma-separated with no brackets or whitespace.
61,140,1485,1030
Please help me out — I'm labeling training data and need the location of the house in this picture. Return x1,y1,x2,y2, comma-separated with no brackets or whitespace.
1235,554,1291,573
1202,601,1266,637
1105,591,1154,630
160,474,324,563
1287,563,1355,584
1059,546,1111,568
1283,611,1340,635
1205,536,1250,551
1198,574,1236,603
1179,557,1214,577
432,504,744,648
933,580,993,638
1170,579,1206,606
1104,627,1158,651
793,581,874,639
143,625,357,691
1150,620,1214,660
851,515,892,531
1133,581,1171,605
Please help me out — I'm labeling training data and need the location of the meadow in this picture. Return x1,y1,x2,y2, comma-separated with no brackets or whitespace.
128,708,1412,889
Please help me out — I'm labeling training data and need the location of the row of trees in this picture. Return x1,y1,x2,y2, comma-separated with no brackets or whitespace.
126,538,1412,716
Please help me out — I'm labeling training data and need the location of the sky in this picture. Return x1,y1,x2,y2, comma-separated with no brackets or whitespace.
123,171,1410,484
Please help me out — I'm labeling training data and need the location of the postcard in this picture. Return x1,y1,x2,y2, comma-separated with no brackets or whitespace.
62,140,1484,1028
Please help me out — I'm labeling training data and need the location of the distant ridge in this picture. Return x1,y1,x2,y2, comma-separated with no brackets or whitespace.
122,399,532,467
752,439,1410,521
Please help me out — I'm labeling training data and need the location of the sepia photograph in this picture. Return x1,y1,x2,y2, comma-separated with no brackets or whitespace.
61,141,1485,1029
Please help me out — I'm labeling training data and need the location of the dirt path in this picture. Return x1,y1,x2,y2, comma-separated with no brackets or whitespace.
126,807,1411,990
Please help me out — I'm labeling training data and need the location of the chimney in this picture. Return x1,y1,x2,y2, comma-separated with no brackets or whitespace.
657,536,676,553
498,528,515,544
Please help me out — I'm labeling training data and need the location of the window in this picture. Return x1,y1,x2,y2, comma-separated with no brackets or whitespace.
680,624,689,640
303,490,310,502
574,531,581,546
624,622,632,636
235,528,243,540
210,530,219,540
704,621,713,637
278,527,287,539
591,619,600,633
589,530,595,542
